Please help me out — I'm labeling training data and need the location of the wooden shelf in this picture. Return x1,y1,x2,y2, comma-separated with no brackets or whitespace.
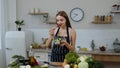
47,20,56,24
111,10,120,13
28,12,48,15
29,12,56,24
29,12,49,23
92,21,112,24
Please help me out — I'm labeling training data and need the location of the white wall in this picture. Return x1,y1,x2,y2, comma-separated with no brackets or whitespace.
0,50,4,68
0,0,3,66
0,0,16,68
27,29,120,50
0,0,4,67
15,0,120,30
0,0,2,49
76,29,120,50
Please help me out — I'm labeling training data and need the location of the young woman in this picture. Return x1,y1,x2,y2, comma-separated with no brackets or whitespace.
45,11,76,66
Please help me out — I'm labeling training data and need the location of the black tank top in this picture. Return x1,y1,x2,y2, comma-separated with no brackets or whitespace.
51,27,70,62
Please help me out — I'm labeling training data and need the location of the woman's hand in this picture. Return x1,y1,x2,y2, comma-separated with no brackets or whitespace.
49,27,55,36
60,39,67,46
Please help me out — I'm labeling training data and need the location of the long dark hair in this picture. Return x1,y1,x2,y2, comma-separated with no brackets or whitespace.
56,11,72,28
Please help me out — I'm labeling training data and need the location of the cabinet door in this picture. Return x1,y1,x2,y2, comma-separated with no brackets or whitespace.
92,54,120,62
34,52,48,62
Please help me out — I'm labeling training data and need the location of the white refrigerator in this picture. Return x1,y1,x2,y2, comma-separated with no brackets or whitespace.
5,31,27,67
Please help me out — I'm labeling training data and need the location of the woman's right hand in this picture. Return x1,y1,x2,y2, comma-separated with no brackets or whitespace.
49,27,55,36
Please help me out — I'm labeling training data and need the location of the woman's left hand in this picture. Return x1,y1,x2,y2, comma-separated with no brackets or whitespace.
60,39,67,46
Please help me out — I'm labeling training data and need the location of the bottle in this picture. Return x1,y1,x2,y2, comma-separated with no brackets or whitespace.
29,46,35,66
107,15,112,23
29,45,39,66
91,40,95,51
94,15,99,23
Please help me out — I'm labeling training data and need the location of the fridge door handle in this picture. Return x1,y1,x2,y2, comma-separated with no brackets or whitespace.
6,48,12,50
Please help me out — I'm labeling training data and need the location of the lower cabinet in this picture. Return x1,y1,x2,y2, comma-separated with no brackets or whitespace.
77,50,120,62
34,52,48,62
92,54,120,62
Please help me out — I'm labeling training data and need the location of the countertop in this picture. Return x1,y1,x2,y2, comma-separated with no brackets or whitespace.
32,49,120,62
32,49,120,55
77,49,120,55
38,61,62,68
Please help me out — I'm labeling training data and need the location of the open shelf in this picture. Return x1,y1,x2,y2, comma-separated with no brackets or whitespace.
111,10,120,13
92,21,112,24
47,21,56,24
28,12,49,23
28,12,48,15
28,12,56,24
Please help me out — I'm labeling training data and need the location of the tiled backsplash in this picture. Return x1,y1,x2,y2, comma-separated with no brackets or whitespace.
26,29,120,51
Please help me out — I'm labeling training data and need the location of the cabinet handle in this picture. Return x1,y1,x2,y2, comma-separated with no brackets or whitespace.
6,48,12,50
36,56,40,58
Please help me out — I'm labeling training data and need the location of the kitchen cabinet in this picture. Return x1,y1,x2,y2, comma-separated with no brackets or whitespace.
32,49,51,62
77,50,120,62
92,54,120,62
34,52,48,61
33,49,120,62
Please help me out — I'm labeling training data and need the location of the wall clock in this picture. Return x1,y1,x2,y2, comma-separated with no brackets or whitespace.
70,7,84,22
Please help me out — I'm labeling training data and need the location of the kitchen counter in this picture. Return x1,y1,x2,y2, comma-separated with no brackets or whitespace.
32,49,120,62
38,61,62,68
32,49,51,53
77,49,120,62
77,49,120,55
32,49,120,56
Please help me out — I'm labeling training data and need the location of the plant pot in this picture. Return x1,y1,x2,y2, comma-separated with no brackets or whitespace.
18,27,21,31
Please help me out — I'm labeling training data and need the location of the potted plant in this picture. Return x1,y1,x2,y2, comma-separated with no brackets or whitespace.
15,20,24,31
8,55,25,68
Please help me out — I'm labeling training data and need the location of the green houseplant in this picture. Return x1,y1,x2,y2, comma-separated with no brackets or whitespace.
15,20,24,31
8,55,25,68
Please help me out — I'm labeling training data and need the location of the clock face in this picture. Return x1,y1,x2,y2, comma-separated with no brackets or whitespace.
70,8,84,22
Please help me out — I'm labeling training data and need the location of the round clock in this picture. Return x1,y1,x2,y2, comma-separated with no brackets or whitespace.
70,7,84,22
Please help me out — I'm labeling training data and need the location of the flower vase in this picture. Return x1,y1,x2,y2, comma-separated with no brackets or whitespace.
91,40,95,51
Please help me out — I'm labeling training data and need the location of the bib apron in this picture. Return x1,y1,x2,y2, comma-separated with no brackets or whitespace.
51,27,70,62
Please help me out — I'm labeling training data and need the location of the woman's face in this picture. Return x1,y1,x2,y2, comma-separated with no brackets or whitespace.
56,15,66,27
